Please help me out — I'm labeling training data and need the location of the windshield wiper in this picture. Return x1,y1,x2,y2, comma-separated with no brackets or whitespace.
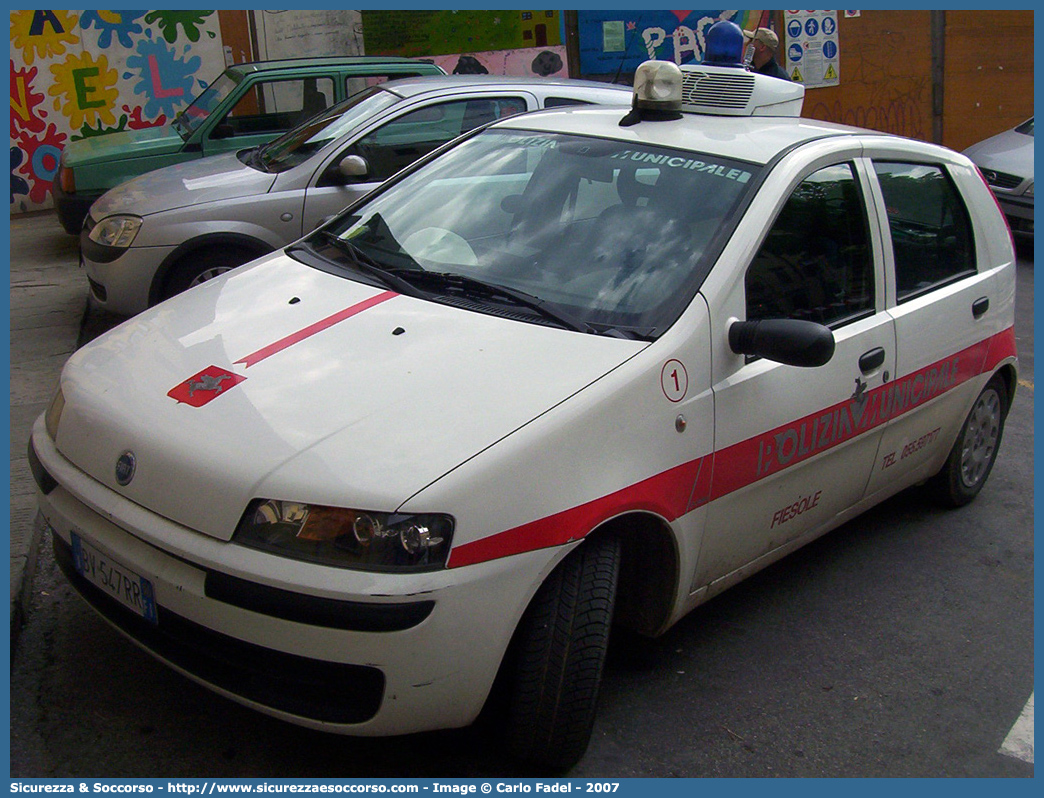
294,237,642,338
391,270,597,334
586,323,657,341
308,231,420,295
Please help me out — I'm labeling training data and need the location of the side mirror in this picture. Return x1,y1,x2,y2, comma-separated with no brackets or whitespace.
728,318,835,368
337,154,369,180
211,123,235,140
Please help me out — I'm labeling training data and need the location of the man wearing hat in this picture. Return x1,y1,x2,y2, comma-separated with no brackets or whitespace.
743,27,790,80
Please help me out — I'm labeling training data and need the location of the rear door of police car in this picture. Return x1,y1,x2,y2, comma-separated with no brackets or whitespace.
861,143,1015,498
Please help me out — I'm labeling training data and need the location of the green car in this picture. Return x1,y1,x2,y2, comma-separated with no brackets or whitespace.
53,56,445,234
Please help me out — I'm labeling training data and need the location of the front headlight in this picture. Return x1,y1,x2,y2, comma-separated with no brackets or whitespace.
233,499,454,571
88,215,143,248
1025,181,1033,197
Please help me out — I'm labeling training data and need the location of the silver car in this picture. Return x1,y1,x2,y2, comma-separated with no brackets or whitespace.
963,117,1034,238
80,75,631,316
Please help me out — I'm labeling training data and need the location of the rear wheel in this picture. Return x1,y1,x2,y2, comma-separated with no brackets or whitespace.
161,246,257,301
505,533,621,771
929,374,1008,507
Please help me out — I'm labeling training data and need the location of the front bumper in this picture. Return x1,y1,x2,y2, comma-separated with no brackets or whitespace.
51,531,387,723
52,182,102,235
80,223,177,316
30,417,560,735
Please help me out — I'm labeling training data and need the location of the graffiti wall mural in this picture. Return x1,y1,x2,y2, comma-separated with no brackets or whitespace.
577,9,763,76
10,9,225,213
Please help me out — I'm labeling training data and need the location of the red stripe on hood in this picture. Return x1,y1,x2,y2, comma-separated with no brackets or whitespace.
236,291,397,368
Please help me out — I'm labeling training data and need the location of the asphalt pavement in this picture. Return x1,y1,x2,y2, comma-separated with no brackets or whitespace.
9,211,85,649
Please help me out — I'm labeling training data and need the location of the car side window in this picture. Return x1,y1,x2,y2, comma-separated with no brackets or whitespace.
216,77,334,138
872,161,976,302
348,97,528,182
544,96,593,108
746,162,875,327
346,74,416,97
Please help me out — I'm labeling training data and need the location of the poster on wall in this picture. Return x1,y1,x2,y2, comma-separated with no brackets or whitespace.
576,9,764,76
783,10,840,88
10,9,225,213
361,9,568,78
251,10,364,61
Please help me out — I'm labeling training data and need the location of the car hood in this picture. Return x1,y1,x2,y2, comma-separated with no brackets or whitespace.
88,151,278,220
963,128,1034,180
55,253,644,541
63,125,184,168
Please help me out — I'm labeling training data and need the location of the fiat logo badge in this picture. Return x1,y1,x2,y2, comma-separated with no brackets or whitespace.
115,451,136,486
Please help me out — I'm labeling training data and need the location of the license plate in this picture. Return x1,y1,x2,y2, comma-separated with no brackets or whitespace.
72,532,158,625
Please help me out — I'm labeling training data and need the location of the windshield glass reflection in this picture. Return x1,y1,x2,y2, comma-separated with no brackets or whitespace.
315,130,759,337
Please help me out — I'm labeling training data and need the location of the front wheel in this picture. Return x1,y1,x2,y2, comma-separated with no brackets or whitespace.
928,374,1008,507
504,534,621,771
161,246,257,301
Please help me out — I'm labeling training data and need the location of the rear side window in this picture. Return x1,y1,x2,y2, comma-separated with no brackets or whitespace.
873,162,976,302
746,162,874,327
544,97,592,108
346,74,416,97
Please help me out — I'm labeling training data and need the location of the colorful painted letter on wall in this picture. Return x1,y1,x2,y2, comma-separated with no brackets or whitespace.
9,9,223,214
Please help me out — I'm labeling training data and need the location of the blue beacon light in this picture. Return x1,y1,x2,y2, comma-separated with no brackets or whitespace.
702,20,745,68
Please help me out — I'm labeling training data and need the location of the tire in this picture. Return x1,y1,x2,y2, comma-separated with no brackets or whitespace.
505,533,621,771
928,374,1008,507
162,246,257,301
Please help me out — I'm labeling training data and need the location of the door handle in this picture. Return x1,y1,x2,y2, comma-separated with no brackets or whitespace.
972,296,990,318
859,347,886,374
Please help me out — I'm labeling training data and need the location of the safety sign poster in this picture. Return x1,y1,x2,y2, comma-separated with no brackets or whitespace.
783,10,840,88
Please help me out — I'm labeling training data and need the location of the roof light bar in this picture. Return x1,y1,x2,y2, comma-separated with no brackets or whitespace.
633,60,683,111
628,56,806,123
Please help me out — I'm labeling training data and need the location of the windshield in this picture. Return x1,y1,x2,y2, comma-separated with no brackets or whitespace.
173,72,238,140
311,129,758,338
1015,117,1034,136
257,87,401,173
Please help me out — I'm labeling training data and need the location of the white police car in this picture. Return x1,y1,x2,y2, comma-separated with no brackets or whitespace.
31,45,1017,770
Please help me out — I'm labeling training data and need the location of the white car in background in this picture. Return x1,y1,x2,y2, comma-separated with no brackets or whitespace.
81,75,631,316
35,55,1017,771
963,117,1034,238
